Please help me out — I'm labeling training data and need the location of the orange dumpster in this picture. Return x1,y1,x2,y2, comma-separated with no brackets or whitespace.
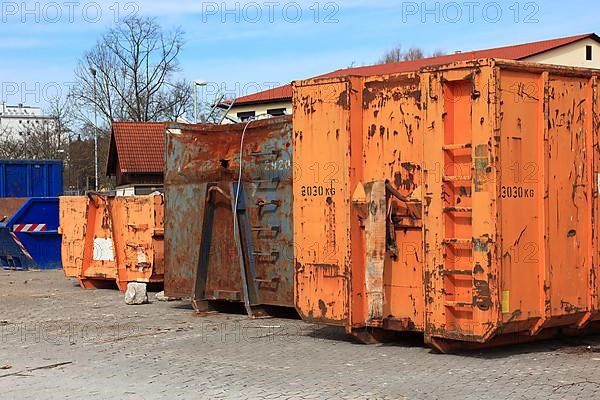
60,193,164,291
292,59,600,352
59,196,89,278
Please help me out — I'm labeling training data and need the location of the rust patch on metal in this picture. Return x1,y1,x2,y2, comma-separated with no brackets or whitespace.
473,144,488,192
473,279,492,311
318,299,328,316
362,74,421,110
336,90,350,109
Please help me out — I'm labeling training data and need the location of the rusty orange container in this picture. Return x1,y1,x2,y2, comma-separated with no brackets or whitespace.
59,196,89,278
59,194,164,291
292,59,600,351
164,117,295,316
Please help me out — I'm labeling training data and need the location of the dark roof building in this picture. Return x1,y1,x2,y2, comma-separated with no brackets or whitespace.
107,122,166,188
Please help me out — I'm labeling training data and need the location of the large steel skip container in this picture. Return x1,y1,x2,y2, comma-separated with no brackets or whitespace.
0,160,63,197
292,59,600,351
0,197,61,270
59,194,164,290
164,116,294,316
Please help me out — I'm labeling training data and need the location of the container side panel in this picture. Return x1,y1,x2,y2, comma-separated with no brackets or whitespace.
60,196,89,277
52,163,64,196
6,198,61,269
593,77,600,314
205,190,243,300
361,74,425,330
498,70,545,327
423,66,499,342
81,197,118,281
164,180,205,298
112,195,164,287
293,80,351,325
243,138,294,307
31,165,48,197
164,119,294,306
545,77,591,318
73,195,164,289
5,164,28,197
423,71,447,338
348,76,366,328
153,195,165,277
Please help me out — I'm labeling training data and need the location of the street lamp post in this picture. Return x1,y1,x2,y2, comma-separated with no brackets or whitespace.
90,67,99,191
193,80,207,123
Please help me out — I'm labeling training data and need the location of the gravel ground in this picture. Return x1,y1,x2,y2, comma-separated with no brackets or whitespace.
1,269,599,399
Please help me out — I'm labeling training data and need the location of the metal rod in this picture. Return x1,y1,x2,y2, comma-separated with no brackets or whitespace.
194,83,197,123
90,68,99,191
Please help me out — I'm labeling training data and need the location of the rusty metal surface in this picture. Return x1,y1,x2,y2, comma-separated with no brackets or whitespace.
0,198,28,222
59,196,89,278
293,73,425,330
292,77,355,326
60,194,164,291
422,61,600,351
164,116,294,311
293,59,600,351
111,194,165,287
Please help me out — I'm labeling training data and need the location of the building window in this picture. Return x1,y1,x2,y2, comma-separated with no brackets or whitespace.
237,111,256,121
586,45,593,61
267,108,287,117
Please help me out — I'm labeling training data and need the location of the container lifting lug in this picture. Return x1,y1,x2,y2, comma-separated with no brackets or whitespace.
254,176,280,184
256,199,281,211
251,225,281,233
252,251,280,259
467,70,481,99
250,150,279,157
207,185,231,201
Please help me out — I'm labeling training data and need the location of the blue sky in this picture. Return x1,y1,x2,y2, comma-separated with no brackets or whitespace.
0,0,598,110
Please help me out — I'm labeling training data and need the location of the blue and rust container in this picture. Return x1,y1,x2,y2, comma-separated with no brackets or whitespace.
163,116,294,316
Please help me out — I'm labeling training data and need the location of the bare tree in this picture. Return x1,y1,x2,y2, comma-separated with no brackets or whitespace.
378,45,446,64
403,48,425,61
379,46,406,64
64,124,113,193
70,15,192,124
0,127,25,159
159,79,194,122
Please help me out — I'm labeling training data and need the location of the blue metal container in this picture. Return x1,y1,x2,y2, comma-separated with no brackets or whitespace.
0,160,63,197
0,197,61,270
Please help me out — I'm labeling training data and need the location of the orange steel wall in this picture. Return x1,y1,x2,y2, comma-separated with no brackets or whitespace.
60,194,164,291
60,196,89,278
293,59,600,350
293,74,425,332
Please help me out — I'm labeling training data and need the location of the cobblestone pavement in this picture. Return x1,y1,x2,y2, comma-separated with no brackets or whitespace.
1,270,599,399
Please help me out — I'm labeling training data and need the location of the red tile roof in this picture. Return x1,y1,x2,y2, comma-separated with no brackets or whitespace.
234,33,598,105
107,122,167,175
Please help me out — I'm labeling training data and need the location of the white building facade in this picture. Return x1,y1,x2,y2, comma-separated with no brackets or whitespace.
0,103,56,140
